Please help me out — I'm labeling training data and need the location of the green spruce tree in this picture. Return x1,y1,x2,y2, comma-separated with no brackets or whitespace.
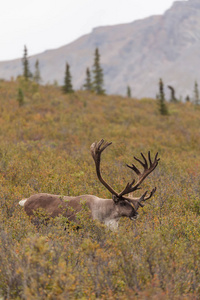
92,48,105,95
22,45,32,80
63,63,74,93
158,78,168,115
83,68,93,91
185,95,190,102
194,81,199,105
127,86,132,98
33,59,41,84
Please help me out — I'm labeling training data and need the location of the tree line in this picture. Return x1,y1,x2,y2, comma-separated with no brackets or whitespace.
21,45,200,116
22,45,105,95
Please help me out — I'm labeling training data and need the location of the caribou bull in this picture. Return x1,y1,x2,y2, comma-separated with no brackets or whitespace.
19,139,159,229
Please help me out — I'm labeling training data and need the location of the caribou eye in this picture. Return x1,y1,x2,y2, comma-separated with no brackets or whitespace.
120,202,126,206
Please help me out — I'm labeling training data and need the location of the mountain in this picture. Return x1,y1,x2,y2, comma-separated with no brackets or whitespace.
0,0,200,99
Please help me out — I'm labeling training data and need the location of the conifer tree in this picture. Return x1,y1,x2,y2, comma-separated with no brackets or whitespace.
33,59,41,84
127,86,132,98
194,81,199,105
185,95,190,102
63,63,74,93
83,68,93,91
22,45,32,80
92,48,105,95
158,78,168,115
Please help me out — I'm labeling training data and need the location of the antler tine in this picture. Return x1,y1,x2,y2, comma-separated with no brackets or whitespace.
137,187,157,207
148,151,152,165
137,187,157,206
134,152,148,169
137,191,148,207
145,187,157,200
126,163,141,176
90,139,119,197
97,139,112,152
154,152,160,165
91,139,112,161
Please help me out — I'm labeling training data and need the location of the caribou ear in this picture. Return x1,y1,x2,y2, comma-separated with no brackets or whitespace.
112,195,119,203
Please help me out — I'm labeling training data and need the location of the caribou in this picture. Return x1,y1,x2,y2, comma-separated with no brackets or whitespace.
19,139,160,229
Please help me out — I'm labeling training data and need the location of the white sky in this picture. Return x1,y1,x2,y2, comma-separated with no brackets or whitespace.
1,0,179,61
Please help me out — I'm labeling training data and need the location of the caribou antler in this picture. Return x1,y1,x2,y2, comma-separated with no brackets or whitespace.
90,139,159,206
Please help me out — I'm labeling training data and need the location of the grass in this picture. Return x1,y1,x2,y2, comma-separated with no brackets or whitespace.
0,79,199,299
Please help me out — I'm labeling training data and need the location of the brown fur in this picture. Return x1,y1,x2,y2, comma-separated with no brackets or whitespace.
21,193,137,229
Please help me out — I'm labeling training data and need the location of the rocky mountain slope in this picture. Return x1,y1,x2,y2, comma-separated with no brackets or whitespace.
0,0,200,98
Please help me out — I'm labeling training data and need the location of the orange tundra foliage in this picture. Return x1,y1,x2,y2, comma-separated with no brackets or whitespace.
0,80,199,299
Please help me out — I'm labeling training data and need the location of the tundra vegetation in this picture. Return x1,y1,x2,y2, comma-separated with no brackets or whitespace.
0,79,200,299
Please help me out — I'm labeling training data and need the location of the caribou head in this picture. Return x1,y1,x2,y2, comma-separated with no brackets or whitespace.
19,139,160,229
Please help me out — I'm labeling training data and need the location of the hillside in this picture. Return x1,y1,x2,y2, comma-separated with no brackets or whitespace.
0,81,200,298
0,0,200,99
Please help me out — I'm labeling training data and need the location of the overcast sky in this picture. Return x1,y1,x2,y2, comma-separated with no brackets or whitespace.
1,0,180,61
